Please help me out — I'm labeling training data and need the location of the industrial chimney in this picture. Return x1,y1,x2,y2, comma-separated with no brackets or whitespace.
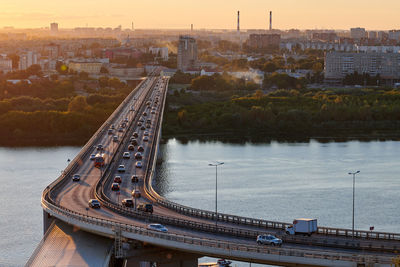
237,11,240,32
269,11,272,31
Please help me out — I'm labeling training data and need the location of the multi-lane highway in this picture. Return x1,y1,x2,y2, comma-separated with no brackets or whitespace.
38,70,400,267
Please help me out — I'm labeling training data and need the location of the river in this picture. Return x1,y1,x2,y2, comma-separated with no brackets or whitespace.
1,139,399,266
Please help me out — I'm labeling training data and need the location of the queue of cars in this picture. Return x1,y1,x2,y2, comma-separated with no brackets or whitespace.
83,78,165,240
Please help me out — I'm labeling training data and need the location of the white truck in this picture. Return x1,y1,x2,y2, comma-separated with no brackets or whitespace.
285,218,317,236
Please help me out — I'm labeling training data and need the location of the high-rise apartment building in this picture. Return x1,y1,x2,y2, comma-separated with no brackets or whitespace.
50,23,58,34
350,27,367,39
0,55,12,73
19,51,38,70
325,51,400,82
177,36,197,71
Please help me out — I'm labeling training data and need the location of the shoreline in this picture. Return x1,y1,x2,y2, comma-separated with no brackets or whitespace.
1,130,400,147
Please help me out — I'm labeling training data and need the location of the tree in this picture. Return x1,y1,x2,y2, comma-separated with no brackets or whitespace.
68,96,88,112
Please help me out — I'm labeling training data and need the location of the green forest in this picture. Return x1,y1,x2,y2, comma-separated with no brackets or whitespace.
163,86,400,140
0,76,131,146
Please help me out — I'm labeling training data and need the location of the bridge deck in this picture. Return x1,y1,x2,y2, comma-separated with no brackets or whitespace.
26,220,113,267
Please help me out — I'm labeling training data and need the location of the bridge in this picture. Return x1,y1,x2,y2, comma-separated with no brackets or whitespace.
27,70,400,267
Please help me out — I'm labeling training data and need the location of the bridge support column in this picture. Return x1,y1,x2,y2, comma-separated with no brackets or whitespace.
43,210,54,235
124,246,199,267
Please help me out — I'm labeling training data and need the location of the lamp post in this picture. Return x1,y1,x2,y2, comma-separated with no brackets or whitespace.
209,162,224,227
348,170,360,239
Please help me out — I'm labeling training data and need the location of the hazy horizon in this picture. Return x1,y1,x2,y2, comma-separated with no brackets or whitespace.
1,0,400,31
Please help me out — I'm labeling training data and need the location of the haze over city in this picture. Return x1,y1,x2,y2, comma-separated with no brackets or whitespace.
1,0,400,30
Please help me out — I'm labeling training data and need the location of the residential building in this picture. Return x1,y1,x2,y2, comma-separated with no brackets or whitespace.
388,30,400,42
325,51,400,83
247,34,280,50
0,55,12,73
148,47,169,61
177,36,197,71
350,27,367,39
50,23,58,34
44,43,60,59
19,51,38,70
68,61,103,74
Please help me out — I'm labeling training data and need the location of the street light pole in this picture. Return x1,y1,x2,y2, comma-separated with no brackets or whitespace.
348,170,360,239
209,162,224,228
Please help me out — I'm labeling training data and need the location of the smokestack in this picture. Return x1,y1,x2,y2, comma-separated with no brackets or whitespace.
191,24,193,32
237,11,240,32
269,11,272,31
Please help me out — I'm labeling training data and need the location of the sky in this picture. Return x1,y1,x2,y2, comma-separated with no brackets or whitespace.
1,0,400,30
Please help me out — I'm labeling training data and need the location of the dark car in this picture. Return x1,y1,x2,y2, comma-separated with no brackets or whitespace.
97,144,103,151
135,152,142,159
89,199,100,209
138,203,153,213
128,144,135,151
140,126,146,130
122,198,134,207
131,175,139,183
131,139,138,146
111,183,120,191
132,132,139,138
138,146,144,152
72,174,80,182
114,176,122,183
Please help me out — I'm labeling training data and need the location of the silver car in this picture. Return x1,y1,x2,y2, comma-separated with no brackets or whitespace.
256,234,282,246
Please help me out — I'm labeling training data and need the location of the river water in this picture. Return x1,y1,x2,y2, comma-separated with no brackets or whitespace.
1,140,400,266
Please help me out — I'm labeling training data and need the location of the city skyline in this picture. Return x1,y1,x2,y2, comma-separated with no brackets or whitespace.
1,0,400,30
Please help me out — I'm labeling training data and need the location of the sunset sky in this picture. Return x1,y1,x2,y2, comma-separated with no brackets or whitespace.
1,0,399,30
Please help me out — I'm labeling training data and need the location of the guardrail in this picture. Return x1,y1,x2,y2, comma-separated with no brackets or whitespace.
41,194,394,266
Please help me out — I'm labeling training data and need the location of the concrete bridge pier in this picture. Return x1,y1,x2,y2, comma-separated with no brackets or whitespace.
43,210,55,235
124,246,199,267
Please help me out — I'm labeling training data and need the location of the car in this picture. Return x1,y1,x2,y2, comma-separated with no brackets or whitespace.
113,135,118,142
131,139,138,146
128,144,135,151
90,154,96,160
124,118,129,123
97,144,103,151
143,112,147,116
143,136,149,142
256,234,282,246
138,117,144,123
135,161,142,168
131,175,139,183
120,122,126,128
107,129,113,135
146,124,151,129
134,152,142,159
151,110,155,114
123,152,130,159
122,198,134,207
114,176,122,183
132,132,139,138
141,126,146,130
146,119,151,124
111,183,120,191
138,122,143,127
111,124,115,129
118,127,124,133
132,189,141,198
147,223,168,232
72,174,80,181
117,165,125,172
138,203,153,213
138,146,144,152
143,131,149,136
88,199,100,208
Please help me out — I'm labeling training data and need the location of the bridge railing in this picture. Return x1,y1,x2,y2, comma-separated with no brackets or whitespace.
41,195,394,265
